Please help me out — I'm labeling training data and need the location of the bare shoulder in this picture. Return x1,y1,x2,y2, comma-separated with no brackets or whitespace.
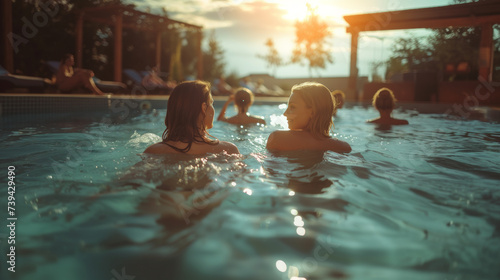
267,130,289,141
266,130,292,150
143,142,169,154
250,115,266,125
216,141,240,154
224,116,240,125
325,138,352,153
394,118,409,125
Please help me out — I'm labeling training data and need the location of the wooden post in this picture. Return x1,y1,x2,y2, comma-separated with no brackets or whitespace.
75,12,84,68
114,12,123,82
155,31,162,70
2,0,14,72
348,30,359,101
478,23,493,82
196,29,203,80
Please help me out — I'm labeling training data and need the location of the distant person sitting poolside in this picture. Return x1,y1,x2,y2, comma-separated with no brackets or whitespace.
217,87,266,125
141,67,175,92
213,75,233,96
367,87,409,125
266,82,351,153
331,90,345,116
144,80,240,155
56,54,106,95
254,79,270,96
239,77,256,92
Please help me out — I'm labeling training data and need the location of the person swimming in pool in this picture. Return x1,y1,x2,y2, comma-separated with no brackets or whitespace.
266,82,351,153
144,80,240,155
331,90,345,116
367,87,409,125
217,87,266,125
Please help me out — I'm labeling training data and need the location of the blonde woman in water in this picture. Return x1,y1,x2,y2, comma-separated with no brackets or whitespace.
266,82,351,153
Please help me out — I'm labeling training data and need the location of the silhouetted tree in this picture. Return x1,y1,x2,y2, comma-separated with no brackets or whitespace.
291,4,333,77
257,38,285,77
384,37,434,79
202,31,226,82
181,31,201,78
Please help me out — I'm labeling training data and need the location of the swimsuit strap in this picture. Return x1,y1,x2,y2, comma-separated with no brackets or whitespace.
162,141,192,153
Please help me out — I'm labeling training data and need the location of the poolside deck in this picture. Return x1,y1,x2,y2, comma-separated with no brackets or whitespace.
1,93,499,122
0,93,287,117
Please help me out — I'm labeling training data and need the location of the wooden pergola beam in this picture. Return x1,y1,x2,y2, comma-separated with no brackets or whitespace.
79,5,202,30
75,12,84,68
2,0,14,72
479,23,494,82
196,30,203,79
346,14,500,33
83,16,186,32
114,13,123,82
155,31,162,69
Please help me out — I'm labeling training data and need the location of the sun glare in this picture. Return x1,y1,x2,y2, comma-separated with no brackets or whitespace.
280,0,309,21
276,0,350,25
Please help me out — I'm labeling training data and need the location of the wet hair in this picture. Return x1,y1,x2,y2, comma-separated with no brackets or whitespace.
291,82,335,138
61,53,73,64
372,87,396,111
331,90,345,109
234,87,254,114
162,80,217,152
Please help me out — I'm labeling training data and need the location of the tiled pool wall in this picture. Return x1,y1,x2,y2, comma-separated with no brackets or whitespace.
1,94,499,123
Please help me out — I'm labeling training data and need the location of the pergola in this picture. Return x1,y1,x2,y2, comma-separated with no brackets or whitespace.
343,0,500,97
1,4,203,81
75,5,203,82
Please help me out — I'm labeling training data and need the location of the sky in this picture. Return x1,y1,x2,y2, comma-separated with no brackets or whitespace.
125,0,453,79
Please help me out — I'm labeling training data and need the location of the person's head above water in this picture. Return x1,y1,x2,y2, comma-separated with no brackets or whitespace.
144,80,239,154
217,87,265,125
265,81,351,153
234,87,254,114
162,80,216,151
285,82,335,138
331,90,345,110
372,87,396,112
367,87,408,125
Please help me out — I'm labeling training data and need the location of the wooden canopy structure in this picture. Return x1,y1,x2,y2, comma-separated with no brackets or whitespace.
343,0,500,98
75,5,203,82
2,0,14,73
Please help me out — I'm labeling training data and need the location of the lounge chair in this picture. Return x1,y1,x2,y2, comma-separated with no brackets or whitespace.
123,68,144,87
46,61,127,93
124,68,172,95
0,65,52,93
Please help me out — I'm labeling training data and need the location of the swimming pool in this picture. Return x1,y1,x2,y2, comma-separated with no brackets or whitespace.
1,101,500,280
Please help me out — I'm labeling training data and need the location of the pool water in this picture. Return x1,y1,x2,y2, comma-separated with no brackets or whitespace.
1,103,500,280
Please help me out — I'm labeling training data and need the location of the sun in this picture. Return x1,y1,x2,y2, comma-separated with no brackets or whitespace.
279,0,310,21
277,0,348,24
279,0,309,21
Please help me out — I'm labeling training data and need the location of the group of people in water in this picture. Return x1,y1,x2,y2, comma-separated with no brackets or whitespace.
144,80,408,156
55,53,407,156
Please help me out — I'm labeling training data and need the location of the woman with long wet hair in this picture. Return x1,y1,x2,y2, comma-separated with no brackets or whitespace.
144,80,240,155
